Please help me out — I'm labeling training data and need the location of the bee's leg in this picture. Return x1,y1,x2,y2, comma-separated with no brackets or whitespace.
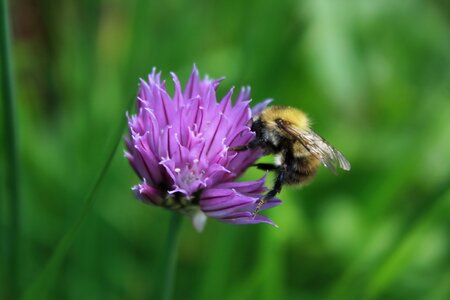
266,169,285,199
229,139,260,152
253,168,285,217
229,144,249,152
253,163,277,171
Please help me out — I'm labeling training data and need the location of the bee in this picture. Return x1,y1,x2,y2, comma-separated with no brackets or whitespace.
230,105,351,213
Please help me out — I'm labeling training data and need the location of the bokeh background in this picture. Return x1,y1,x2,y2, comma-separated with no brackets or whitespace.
1,0,450,299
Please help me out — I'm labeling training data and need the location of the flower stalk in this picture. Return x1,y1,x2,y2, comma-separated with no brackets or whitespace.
1,0,20,298
160,213,183,300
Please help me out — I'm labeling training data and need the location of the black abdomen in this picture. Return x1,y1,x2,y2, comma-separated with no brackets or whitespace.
283,155,319,185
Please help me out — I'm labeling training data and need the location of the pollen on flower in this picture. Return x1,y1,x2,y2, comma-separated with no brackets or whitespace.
125,66,281,231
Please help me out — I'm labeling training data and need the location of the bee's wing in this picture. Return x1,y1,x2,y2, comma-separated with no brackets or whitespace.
277,121,351,174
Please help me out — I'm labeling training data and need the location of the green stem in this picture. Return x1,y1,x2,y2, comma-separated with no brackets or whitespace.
161,213,183,300
21,95,135,300
1,0,20,298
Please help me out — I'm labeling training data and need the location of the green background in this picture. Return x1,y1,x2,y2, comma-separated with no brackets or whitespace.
1,0,449,299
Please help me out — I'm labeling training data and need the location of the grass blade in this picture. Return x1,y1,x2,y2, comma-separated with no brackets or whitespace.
364,180,450,299
1,0,20,298
21,95,135,300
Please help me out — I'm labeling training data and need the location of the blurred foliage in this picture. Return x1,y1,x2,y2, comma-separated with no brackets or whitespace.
1,0,450,299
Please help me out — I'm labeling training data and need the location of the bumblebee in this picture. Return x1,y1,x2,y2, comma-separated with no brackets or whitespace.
231,105,351,213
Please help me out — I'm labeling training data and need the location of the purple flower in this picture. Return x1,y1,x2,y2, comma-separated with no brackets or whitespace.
125,66,281,231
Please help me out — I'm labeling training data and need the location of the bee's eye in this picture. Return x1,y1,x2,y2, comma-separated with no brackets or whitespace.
275,118,284,126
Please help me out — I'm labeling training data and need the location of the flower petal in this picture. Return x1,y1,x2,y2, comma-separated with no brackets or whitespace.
219,212,277,227
200,188,258,218
191,209,208,232
133,182,163,205
183,65,200,99
251,99,273,116
214,176,267,196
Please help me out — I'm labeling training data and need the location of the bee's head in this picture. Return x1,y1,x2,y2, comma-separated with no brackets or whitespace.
250,116,264,137
251,115,279,138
